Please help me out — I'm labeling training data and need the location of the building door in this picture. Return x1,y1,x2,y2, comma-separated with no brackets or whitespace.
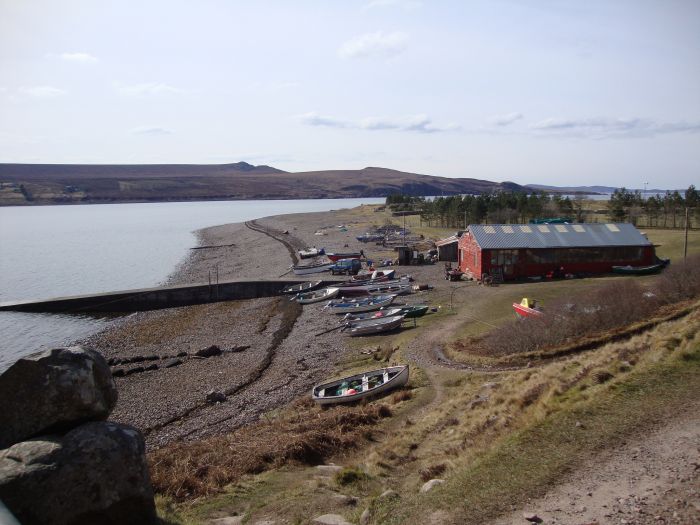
503,250,518,277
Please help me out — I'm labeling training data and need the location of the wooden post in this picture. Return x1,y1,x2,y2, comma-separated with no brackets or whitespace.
684,207,689,262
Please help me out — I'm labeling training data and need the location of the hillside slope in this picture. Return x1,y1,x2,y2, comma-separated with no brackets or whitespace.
0,163,522,205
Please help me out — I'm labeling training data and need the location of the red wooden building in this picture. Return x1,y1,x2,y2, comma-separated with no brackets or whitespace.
458,223,656,281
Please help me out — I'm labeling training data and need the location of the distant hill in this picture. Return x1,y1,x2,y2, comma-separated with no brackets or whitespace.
525,184,671,194
0,163,523,205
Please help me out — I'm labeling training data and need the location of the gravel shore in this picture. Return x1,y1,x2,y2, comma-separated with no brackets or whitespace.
84,205,440,449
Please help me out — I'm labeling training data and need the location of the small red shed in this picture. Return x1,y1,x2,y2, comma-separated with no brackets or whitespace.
458,223,657,281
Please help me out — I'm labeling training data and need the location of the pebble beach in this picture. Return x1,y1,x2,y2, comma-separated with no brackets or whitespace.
83,205,441,449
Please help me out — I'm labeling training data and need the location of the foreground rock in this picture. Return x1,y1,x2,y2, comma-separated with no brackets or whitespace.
0,347,117,449
0,421,156,525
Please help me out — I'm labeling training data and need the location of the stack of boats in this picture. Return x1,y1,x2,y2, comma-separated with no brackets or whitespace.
281,270,429,336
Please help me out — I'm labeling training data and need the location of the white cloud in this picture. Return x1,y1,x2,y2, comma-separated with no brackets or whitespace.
298,112,349,128
299,112,456,133
20,86,66,98
488,112,523,126
363,0,422,10
338,31,408,59
59,52,99,64
131,126,173,136
529,117,700,139
118,82,185,96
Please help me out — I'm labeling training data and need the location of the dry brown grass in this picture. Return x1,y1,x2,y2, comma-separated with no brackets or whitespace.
463,255,700,361
149,401,392,501
392,389,413,403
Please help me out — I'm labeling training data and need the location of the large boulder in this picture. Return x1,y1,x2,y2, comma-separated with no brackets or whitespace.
0,421,157,525
0,346,117,449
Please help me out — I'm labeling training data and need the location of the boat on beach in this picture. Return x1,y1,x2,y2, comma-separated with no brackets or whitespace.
345,314,405,336
324,294,396,313
513,297,544,318
326,252,363,262
291,260,334,275
341,307,404,322
298,247,325,259
312,365,409,405
335,280,413,297
281,280,323,294
294,287,339,304
397,304,429,318
350,269,396,281
612,258,669,275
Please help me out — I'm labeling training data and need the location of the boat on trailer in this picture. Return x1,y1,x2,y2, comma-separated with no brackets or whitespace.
312,365,409,405
513,297,544,318
281,280,323,294
294,287,339,304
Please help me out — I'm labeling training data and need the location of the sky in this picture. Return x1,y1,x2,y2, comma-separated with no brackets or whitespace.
1,0,699,189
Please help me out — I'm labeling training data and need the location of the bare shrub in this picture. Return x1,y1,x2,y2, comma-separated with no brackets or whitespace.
419,463,447,482
593,370,614,384
392,389,413,403
149,402,392,501
475,271,694,358
334,466,369,485
517,382,549,408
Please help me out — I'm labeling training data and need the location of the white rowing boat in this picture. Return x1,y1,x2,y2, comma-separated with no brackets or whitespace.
312,365,409,405
295,287,339,304
345,314,404,336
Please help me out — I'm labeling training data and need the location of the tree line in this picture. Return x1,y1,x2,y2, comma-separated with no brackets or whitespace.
385,185,699,229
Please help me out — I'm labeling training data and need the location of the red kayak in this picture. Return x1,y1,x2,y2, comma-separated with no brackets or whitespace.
513,297,544,318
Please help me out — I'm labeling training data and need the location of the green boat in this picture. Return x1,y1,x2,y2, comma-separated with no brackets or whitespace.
399,305,429,318
612,259,669,276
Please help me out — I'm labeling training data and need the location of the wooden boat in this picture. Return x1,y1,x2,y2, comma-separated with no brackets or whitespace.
345,314,405,336
298,247,325,259
350,269,395,281
513,297,544,318
326,252,362,262
341,307,404,322
295,287,339,304
612,259,669,276
335,280,412,297
281,280,323,294
398,305,429,318
312,365,409,405
324,294,396,313
291,260,334,275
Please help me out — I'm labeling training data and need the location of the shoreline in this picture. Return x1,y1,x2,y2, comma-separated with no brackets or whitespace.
83,205,402,448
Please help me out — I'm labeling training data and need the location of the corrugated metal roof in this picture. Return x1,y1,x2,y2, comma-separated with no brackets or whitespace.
468,223,652,249
435,235,459,247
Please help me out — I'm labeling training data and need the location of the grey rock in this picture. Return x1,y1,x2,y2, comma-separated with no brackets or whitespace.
360,508,371,525
206,390,227,403
211,517,244,525
0,421,156,525
523,513,543,523
332,494,358,506
378,489,399,500
419,479,445,493
312,514,352,525
0,346,117,448
164,358,183,368
316,464,343,474
196,345,222,358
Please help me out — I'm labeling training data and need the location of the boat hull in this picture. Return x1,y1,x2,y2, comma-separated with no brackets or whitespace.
292,262,334,275
324,295,396,313
612,259,669,275
281,280,323,294
513,303,543,318
346,315,404,336
296,287,339,304
327,253,362,262
312,365,409,405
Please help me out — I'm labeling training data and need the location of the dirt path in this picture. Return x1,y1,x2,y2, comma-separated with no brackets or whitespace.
494,404,700,525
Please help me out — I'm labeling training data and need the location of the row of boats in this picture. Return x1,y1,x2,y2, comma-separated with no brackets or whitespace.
281,271,430,337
